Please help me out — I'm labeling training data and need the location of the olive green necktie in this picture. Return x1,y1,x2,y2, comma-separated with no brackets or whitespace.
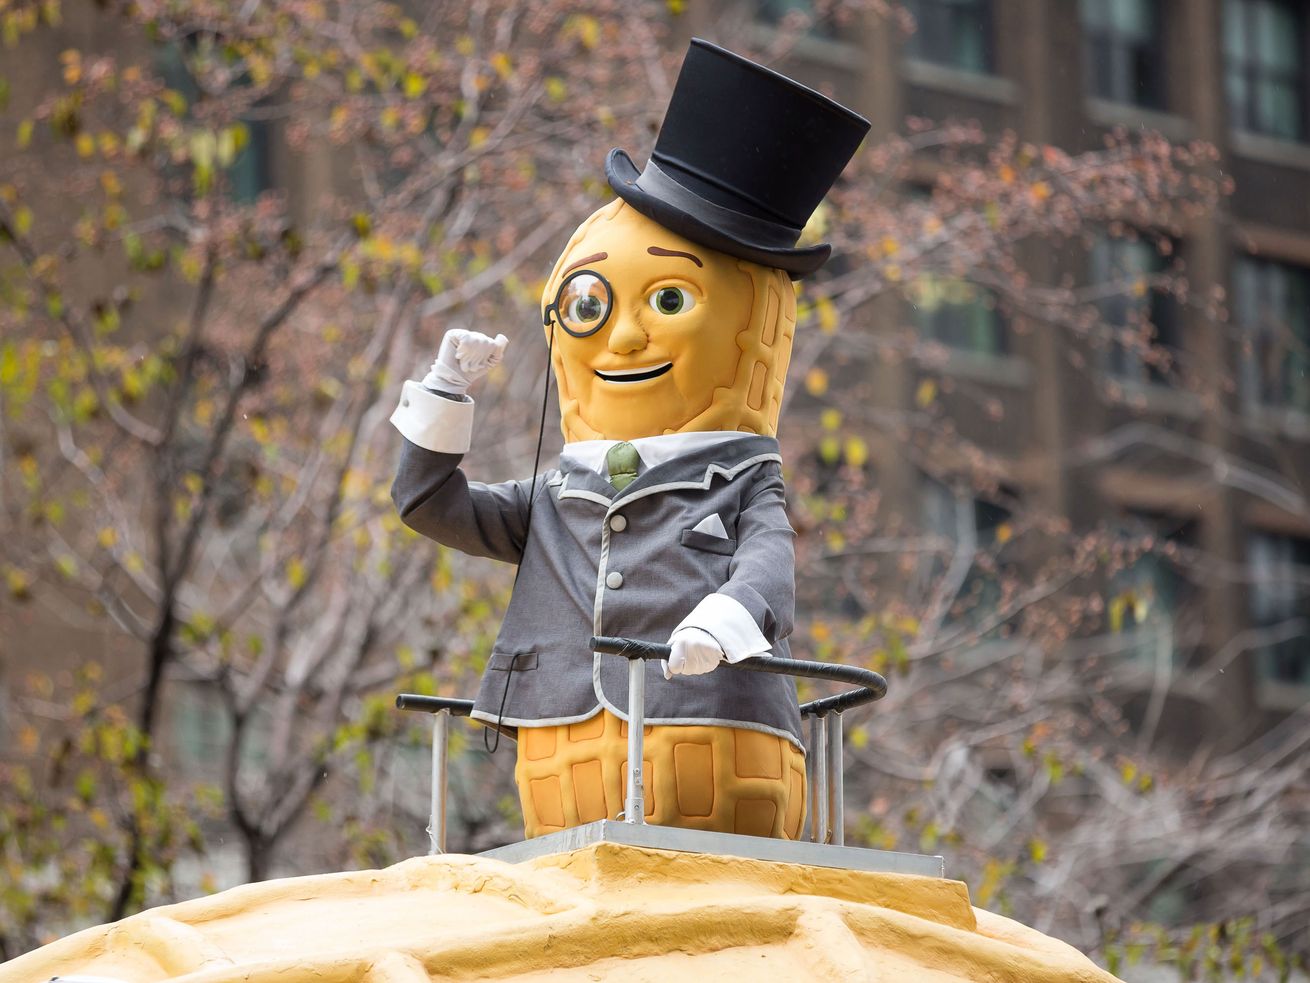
606,441,640,491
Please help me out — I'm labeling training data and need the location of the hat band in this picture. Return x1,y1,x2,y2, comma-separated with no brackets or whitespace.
635,159,802,250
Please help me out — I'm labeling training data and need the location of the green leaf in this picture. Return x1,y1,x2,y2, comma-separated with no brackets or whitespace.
1043,751,1064,784
402,72,425,99
161,88,188,116
5,566,31,600
0,342,17,385
887,633,909,672
341,259,359,290
216,127,237,167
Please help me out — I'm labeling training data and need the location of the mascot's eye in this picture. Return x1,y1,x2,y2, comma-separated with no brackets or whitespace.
568,294,604,323
649,287,695,315
551,272,612,337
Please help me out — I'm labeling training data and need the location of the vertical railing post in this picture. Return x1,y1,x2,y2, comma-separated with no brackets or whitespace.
813,713,829,843
806,714,819,841
625,657,646,824
428,711,449,855
827,711,844,846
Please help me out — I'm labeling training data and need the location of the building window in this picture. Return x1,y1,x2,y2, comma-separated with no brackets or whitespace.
906,274,1005,356
1081,0,1165,110
1224,0,1307,141
169,681,271,774
1247,531,1310,688
1233,255,1310,415
1091,236,1179,386
1108,512,1200,668
156,38,274,202
918,476,1014,632
755,0,841,40
903,0,993,74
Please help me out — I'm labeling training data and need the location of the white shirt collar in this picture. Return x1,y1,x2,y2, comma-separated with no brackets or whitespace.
561,431,749,476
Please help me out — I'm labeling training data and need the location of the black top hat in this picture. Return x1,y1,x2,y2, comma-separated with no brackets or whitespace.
606,38,870,279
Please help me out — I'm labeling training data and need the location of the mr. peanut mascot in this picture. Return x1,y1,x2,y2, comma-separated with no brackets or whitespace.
391,40,869,839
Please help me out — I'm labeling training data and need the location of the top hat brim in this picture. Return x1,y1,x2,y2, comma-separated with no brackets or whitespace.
605,149,830,279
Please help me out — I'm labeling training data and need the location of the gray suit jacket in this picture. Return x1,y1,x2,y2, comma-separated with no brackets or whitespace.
391,434,804,747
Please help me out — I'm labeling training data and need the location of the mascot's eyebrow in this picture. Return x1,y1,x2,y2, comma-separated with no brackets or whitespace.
648,246,703,267
563,252,608,276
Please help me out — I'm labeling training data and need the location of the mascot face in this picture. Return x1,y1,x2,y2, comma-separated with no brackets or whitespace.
542,201,797,442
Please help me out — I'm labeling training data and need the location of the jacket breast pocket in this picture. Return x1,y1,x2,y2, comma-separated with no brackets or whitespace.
487,651,538,672
680,528,737,556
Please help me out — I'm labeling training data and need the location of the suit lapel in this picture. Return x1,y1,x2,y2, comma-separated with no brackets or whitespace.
556,459,615,504
611,435,781,502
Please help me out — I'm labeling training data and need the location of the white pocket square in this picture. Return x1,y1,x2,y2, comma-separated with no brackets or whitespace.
691,513,730,539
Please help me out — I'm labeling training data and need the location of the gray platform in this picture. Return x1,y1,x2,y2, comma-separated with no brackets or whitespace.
480,819,946,878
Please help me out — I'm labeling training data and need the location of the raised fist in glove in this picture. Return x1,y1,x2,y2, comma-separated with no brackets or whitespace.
663,627,724,679
422,329,509,396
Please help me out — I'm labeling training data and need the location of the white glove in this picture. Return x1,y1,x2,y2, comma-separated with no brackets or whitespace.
663,627,724,680
421,329,509,396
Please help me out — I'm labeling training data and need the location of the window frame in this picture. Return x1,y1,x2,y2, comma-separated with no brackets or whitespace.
906,272,1008,358
1233,253,1310,417
903,0,996,76
155,34,275,204
1090,233,1181,388
754,0,844,41
1246,529,1310,694
903,184,1008,359
1080,0,1167,110
1224,0,1310,142
1107,510,1201,669
916,474,1017,635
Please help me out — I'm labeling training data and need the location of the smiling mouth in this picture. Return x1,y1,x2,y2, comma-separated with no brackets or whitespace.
594,362,673,383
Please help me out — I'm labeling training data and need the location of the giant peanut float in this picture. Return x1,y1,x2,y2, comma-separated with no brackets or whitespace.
390,38,868,840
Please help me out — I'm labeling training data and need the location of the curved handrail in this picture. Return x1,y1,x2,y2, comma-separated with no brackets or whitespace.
395,694,474,716
394,693,519,739
394,638,888,726
588,636,887,717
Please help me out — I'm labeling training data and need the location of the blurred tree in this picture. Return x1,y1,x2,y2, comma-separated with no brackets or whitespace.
0,0,1303,977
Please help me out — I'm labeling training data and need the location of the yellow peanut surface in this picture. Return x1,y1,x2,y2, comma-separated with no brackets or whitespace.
1,841,1121,982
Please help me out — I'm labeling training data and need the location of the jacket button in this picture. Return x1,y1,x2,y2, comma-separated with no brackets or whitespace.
606,571,624,589
610,514,628,532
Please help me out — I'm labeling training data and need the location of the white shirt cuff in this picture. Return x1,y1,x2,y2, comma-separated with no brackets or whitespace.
390,380,475,454
674,593,772,663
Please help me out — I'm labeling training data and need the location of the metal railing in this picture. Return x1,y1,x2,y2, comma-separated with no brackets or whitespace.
396,639,887,854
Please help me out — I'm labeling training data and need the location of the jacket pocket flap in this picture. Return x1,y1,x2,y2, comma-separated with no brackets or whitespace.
488,651,538,671
680,528,737,556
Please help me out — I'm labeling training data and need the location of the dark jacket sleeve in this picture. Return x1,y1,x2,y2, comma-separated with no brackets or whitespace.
390,437,539,565
718,463,796,643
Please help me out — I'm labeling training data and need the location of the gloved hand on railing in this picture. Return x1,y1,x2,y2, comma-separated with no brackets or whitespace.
664,593,772,680
664,626,724,678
